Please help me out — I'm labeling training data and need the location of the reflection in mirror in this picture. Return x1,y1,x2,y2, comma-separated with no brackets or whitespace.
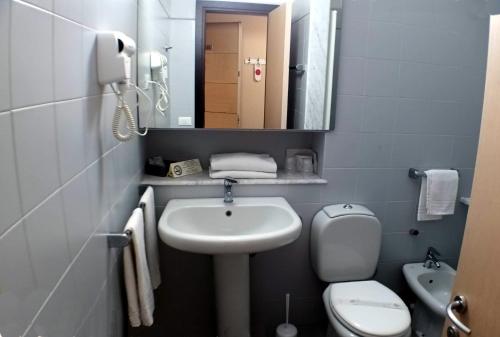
137,0,342,130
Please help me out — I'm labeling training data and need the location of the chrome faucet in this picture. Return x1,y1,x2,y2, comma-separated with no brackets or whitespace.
423,247,441,269
223,177,238,203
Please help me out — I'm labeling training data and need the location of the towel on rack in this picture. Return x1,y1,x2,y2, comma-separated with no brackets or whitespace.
417,170,459,221
124,208,155,327
209,167,278,179
210,153,277,173
426,170,459,215
140,186,161,289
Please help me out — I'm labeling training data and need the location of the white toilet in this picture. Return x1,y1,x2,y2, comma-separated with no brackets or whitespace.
311,204,411,337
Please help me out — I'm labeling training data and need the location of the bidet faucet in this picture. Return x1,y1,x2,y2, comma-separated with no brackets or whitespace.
423,247,441,269
223,177,238,203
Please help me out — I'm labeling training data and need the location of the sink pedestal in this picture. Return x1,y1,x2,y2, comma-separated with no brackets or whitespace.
213,254,250,337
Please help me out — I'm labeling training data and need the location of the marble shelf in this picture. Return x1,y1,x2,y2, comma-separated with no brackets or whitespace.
141,171,327,186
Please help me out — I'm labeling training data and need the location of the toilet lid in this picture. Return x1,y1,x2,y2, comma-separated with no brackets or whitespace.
329,281,411,337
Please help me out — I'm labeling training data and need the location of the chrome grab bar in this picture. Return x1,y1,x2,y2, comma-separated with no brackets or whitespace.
446,295,472,335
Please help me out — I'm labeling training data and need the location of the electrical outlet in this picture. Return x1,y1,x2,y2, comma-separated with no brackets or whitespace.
178,117,193,126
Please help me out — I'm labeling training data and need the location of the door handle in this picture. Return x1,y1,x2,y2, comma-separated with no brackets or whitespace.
446,295,472,335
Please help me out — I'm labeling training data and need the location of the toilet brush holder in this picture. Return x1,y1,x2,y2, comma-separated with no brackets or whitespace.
276,293,298,337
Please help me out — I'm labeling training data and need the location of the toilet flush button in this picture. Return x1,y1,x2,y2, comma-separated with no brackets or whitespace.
343,204,353,209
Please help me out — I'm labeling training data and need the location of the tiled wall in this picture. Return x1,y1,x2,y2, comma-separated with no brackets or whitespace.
139,1,499,337
325,0,496,290
0,1,143,337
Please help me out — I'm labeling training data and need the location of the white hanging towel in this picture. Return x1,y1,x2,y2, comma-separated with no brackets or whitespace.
124,208,155,327
210,153,277,173
140,186,161,289
417,169,459,221
426,169,459,215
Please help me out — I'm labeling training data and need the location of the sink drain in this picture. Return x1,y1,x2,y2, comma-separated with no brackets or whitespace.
225,210,232,217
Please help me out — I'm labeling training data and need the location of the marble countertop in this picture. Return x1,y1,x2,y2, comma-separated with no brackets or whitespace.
141,171,328,186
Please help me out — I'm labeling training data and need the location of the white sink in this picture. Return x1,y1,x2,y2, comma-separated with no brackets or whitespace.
158,197,302,254
403,262,456,317
158,197,302,337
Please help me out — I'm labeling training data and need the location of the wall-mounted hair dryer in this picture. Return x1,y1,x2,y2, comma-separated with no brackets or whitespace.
97,31,138,142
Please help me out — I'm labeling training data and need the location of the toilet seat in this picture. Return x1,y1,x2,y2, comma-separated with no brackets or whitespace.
327,280,411,337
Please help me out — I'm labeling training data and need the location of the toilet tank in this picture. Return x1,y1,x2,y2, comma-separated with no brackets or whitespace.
310,204,382,282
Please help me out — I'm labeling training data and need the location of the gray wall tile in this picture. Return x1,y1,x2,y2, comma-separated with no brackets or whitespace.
364,59,400,97
337,57,365,96
366,21,401,60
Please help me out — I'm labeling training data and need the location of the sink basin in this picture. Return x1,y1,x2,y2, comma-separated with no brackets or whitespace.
403,262,456,317
158,197,302,337
158,197,302,254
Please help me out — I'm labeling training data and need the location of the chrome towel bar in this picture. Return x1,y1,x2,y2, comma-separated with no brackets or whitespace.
107,230,132,248
107,202,146,248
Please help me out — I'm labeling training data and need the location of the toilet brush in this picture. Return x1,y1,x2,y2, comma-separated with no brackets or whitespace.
275,293,298,337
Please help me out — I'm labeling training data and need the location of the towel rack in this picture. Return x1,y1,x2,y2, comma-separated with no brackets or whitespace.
408,168,459,179
107,202,146,248
107,230,132,248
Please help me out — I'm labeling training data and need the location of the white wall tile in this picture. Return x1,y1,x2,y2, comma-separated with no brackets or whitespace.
83,28,101,96
11,1,54,108
0,224,39,337
0,0,10,112
54,0,83,23
70,219,109,319
12,104,60,212
23,0,53,11
3,0,141,335
25,271,79,337
86,159,108,228
61,171,93,258
54,16,84,101
82,95,102,165
55,99,86,183
168,0,196,19
24,192,70,291
0,112,22,234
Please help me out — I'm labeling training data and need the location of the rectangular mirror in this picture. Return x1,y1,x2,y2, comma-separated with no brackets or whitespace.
137,0,342,130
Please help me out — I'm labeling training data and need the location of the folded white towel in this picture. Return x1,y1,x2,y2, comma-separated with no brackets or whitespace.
417,170,459,221
210,153,277,173
124,208,155,327
209,167,277,179
417,176,442,222
426,169,459,215
140,186,161,290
